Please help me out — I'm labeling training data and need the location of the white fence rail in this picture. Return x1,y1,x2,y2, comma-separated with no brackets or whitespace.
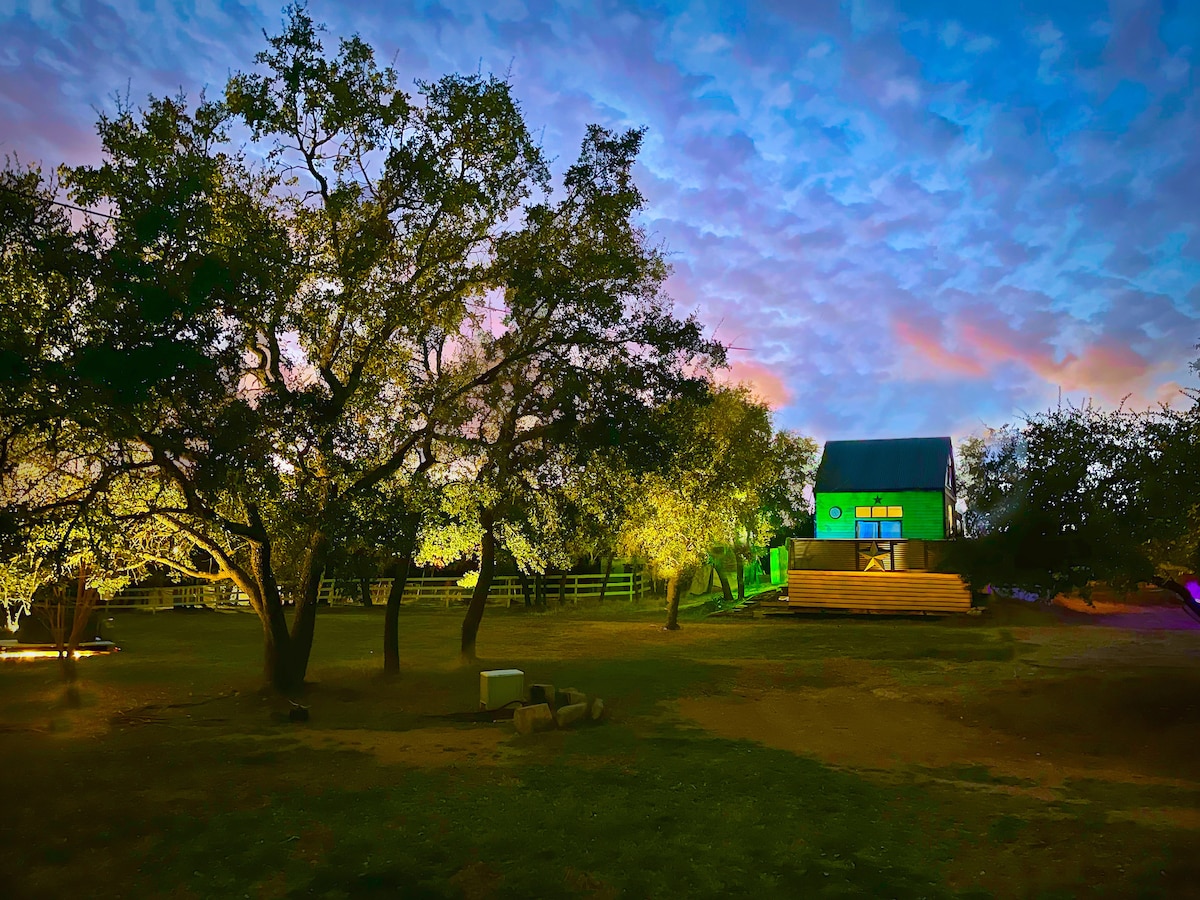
104,571,646,611
103,583,229,610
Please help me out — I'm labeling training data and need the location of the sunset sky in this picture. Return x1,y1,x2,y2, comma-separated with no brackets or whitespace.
3,0,1198,441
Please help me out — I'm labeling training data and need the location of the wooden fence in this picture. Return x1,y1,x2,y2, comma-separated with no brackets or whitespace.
104,571,646,611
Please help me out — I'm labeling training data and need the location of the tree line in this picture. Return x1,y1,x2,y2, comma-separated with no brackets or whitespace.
0,9,817,691
953,381,1200,616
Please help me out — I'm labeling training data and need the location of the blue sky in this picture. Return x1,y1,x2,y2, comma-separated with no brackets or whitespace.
2,0,1198,441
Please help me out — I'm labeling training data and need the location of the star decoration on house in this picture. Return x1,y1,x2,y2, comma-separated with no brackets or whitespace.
872,496,883,505
859,541,892,572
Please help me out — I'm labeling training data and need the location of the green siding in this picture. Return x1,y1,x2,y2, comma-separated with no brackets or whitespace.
815,490,947,540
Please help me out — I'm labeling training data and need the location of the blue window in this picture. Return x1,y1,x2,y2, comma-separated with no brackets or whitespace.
856,520,901,539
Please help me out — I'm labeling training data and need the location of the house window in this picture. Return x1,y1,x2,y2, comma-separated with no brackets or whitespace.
856,520,902,539
829,506,842,519
854,506,903,518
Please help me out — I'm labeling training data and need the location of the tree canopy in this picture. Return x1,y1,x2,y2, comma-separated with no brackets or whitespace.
0,8,727,685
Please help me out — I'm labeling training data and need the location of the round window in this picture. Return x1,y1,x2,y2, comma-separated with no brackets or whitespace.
829,506,842,519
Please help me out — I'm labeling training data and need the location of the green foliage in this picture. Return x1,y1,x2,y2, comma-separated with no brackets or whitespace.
1,7,771,669
952,396,1200,598
2,7,576,685
418,122,721,593
617,384,777,582
760,430,820,540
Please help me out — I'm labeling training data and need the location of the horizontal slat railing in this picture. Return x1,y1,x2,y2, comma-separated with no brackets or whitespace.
397,572,646,608
104,584,231,610
785,570,972,614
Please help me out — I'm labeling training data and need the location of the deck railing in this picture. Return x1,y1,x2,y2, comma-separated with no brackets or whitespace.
787,538,954,573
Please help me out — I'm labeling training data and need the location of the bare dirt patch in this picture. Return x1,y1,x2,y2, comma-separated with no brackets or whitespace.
678,687,1000,770
676,681,1200,793
1108,807,1200,830
291,724,511,767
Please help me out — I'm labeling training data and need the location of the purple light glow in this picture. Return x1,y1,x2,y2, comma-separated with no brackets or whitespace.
1185,581,1200,601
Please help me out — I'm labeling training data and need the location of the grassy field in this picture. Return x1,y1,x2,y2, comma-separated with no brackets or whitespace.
1,600,1199,899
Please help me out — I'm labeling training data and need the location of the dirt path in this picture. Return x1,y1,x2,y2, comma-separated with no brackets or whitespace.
676,685,1198,792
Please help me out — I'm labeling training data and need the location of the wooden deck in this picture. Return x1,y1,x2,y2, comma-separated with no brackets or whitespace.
768,570,973,616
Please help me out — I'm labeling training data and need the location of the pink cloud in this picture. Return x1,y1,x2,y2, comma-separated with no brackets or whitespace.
954,319,1163,404
714,358,794,410
892,320,988,377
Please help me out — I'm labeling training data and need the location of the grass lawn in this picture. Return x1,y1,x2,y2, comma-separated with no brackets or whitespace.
2,600,1199,898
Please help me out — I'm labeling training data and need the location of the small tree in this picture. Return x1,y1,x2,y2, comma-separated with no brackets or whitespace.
616,385,778,627
619,471,726,629
760,430,820,541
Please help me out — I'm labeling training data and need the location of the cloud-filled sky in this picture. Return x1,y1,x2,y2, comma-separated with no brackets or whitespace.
2,0,1198,441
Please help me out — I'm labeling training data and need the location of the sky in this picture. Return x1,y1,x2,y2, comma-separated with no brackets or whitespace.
2,0,1198,442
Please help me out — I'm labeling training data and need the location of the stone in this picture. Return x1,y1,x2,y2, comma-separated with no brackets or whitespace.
555,702,588,728
513,703,555,734
561,688,587,707
529,684,556,708
589,698,605,721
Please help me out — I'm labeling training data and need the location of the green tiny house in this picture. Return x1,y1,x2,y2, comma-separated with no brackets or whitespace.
770,437,971,616
813,437,959,541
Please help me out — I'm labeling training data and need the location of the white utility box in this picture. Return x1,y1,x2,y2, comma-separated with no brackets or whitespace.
480,669,525,710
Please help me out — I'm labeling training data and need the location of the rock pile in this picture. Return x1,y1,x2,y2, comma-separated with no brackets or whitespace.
513,683,607,734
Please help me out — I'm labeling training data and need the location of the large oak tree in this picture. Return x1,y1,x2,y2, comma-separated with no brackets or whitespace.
4,9,720,689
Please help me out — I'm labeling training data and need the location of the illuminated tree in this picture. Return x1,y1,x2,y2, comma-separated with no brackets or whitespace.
19,8,558,692
4,10,718,682
0,446,144,680
614,385,779,627
619,471,728,628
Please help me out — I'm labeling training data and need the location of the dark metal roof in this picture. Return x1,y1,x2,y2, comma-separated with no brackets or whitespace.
814,437,953,493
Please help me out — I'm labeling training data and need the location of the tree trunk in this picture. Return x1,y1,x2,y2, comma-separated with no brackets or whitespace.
736,560,746,602
557,571,568,605
288,531,329,689
714,565,735,606
261,605,294,693
517,570,533,607
706,565,715,593
598,554,613,602
383,556,411,675
664,567,691,630
249,539,296,694
535,573,546,608
359,576,372,607
461,510,496,662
